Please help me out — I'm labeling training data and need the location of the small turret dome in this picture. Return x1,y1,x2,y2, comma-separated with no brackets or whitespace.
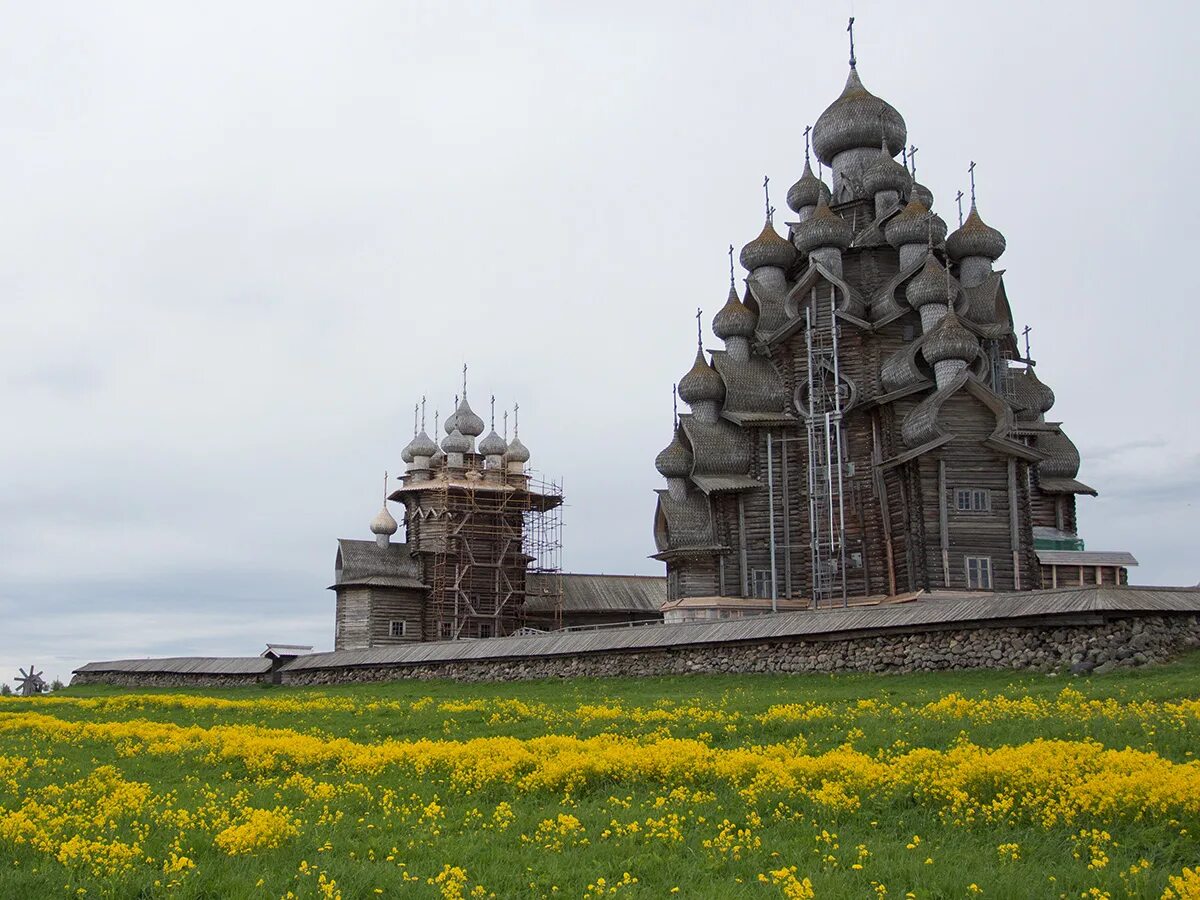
905,254,957,310
655,428,694,478
402,430,438,462
921,307,979,366
478,430,507,456
884,196,945,249
505,435,530,463
786,160,831,213
1009,367,1055,421
1039,429,1081,479
740,219,797,271
812,67,907,166
862,141,912,198
712,284,758,340
946,204,1006,261
677,349,726,404
370,505,398,536
441,428,471,454
450,396,485,437
911,181,933,208
793,197,853,256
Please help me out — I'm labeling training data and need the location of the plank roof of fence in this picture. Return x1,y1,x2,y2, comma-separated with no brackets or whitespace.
283,586,1200,672
525,573,666,614
73,657,272,675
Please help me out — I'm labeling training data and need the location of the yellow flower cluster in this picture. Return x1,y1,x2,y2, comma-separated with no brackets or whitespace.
212,807,299,855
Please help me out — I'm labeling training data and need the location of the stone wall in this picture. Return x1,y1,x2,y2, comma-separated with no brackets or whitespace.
71,671,265,689
282,614,1200,685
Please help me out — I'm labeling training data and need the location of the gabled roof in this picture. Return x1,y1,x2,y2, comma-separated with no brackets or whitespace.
900,372,1043,462
74,657,272,676
525,573,666,614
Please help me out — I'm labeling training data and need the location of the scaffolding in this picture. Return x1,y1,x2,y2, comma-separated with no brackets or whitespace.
425,466,563,640
804,284,849,609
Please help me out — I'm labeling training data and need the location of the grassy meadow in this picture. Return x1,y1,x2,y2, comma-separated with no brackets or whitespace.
2,657,1200,898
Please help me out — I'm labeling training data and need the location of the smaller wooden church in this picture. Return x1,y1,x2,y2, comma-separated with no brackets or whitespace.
331,381,664,650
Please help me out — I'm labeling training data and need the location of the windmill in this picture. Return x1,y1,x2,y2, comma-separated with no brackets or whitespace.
15,665,47,696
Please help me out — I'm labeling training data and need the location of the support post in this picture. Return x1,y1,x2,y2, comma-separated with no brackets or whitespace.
938,460,950,586
737,494,749,597
767,430,778,613
1008,458,1021,591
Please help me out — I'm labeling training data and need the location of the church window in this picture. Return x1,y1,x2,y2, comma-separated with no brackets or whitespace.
955,488,991,512
479,622,493,639
388,619,407,638
965,557,993,590
752,569,773,598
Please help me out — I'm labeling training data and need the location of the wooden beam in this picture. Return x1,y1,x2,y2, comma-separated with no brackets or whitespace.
1008,458,1021,591
737,494,749,598
938,459,950,586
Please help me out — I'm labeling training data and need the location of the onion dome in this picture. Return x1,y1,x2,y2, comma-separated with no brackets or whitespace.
712,284,758,340
786,160,832,213
812,67,907,166
862,141,912,198
1039,429,1081,478
946,204,1006,261
1009,367,1055,420
450,396,485,437
793,196,853,256
921,307,979,366
478,429,507,456
884,196,944,248
677,349,726,404
369,505,398,537
655,428,694,478
911,181,934,209
402,430,438,462
740,218,797,271
505,435,530,463
441,428,471,454
905,253,957,310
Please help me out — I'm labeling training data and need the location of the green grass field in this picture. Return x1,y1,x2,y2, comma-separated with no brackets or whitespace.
2,657,1200,898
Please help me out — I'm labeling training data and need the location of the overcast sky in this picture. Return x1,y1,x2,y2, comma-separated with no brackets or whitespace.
2,1,1197,684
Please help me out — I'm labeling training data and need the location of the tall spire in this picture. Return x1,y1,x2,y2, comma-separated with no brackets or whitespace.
847,15,856,68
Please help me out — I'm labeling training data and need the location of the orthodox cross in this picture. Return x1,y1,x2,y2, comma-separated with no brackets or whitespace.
382,471,388,502
695,307,703,348
968,160,977,204
412,403,418,437
908,144,919,177
847,16,856,67
803,125,812,163
513,402,520,437
1022,325,1033,361
672,384,678,426
763,175,773,220
503,410,508,441
490,394,496,429
955,190,965,226
434,410,440,435
901,146,907,169
461,363,468,399
420,395,426,431
728,244,735,288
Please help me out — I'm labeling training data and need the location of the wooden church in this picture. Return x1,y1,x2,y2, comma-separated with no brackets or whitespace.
652,23,1135,607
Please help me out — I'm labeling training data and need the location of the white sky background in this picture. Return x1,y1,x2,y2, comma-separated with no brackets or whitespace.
1,1,1197,684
